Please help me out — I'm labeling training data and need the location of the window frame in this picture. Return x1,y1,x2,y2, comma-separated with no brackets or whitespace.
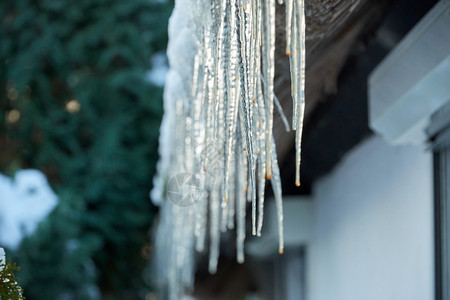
428,102,450,300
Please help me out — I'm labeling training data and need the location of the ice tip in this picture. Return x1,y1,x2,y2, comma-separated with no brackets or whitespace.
295,181,301,187
279,248,284,255
266,173,271,180
225,194,228,203
286,52,291,56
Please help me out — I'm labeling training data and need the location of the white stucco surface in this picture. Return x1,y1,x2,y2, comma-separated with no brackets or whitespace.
309,135,434,300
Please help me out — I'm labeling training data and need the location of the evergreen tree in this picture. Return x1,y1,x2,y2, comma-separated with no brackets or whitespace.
0,0,172,299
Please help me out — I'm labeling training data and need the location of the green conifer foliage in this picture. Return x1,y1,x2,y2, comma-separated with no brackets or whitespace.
0,0,172,299
0,259,25,300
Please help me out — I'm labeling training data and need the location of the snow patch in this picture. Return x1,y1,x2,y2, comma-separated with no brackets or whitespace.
0,170,58,250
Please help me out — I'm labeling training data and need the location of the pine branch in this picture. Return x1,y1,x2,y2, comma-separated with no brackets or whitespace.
0,259,25,300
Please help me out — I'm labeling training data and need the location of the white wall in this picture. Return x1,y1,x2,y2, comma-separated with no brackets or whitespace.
308,135,434,300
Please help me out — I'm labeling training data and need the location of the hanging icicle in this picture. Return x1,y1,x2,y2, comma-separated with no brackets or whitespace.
151,0,306,298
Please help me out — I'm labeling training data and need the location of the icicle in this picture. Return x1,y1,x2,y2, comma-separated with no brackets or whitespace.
227,165,236,230
270,137,284,255
236,119,247,264
290,6,299,130
295,0,306,187
285,0,293,56
237,0,257,236
209,184,221,273
220,191,229,232
195,177,208,252
224,0,239,206
256,79,266,236
262,0,276,181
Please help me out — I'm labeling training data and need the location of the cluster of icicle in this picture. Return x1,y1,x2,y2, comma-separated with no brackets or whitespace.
151,0,305,298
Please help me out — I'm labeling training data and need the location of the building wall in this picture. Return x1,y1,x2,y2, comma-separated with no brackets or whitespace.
308,135,434,300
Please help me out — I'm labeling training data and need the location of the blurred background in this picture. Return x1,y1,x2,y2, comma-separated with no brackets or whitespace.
1,0,172,299
1,0,449,299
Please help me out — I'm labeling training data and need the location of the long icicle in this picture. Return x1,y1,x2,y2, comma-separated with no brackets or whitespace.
262,0,276,181
237,0,257,236
295,0,306,187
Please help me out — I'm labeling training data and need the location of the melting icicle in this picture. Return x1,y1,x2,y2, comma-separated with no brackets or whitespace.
295,0,306,187
256,80,266,237
224,0,239,207
209,184,221,273
270,137,284,254
236,0,257,236
262,0,276,181
236,119,247,263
